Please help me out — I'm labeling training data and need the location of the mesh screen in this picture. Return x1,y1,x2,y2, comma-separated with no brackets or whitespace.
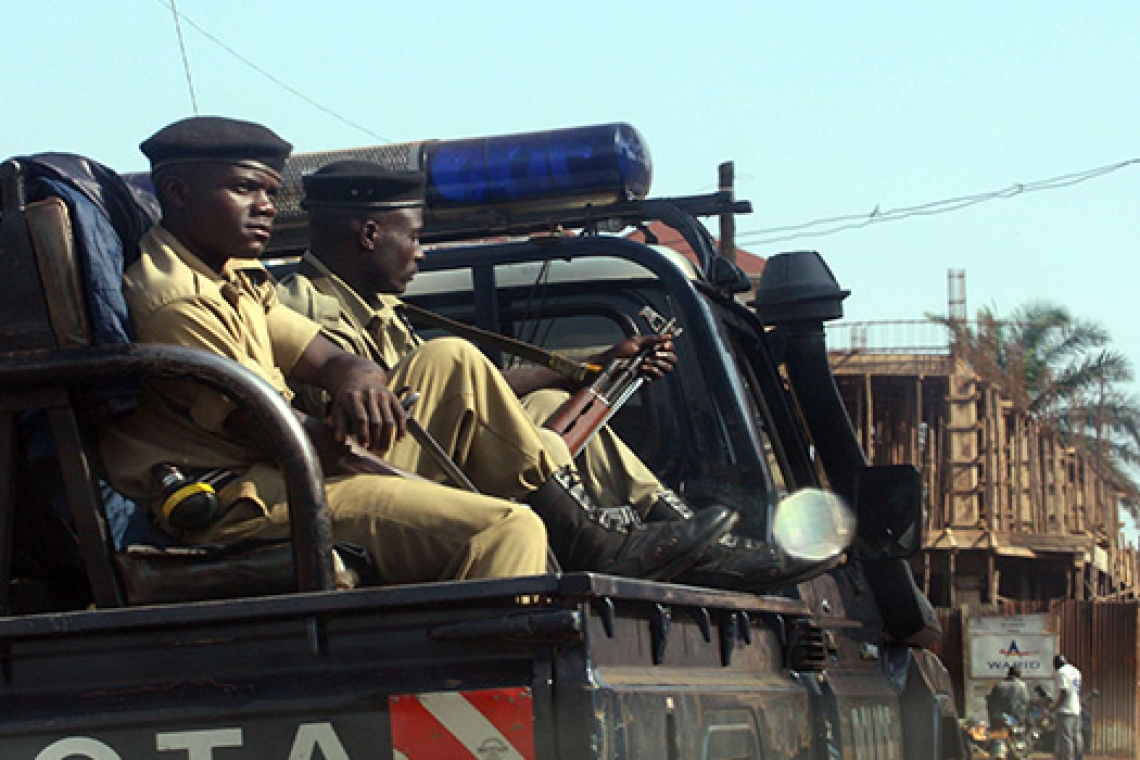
276,142,425,229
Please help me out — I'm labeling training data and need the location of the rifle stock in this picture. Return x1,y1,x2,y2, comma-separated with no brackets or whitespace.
336,440,428,481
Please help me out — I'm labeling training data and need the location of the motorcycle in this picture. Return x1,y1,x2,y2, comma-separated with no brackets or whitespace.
961,715,1029,760
987,712,1029,760
962,718,988,757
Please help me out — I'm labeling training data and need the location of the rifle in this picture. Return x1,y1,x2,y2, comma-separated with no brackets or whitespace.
545,307,682,458
400,301,681,459
335,392,475,492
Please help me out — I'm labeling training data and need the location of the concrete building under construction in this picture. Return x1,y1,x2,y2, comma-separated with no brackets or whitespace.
826,314,1139,609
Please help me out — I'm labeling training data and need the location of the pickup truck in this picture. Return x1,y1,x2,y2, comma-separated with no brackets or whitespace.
0,123,964,759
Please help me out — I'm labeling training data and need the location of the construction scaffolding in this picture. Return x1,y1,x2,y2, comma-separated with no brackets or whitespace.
827,319,1138,609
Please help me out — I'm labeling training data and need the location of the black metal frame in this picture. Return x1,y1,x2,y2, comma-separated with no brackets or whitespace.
0,346,337,602
267,186,753,289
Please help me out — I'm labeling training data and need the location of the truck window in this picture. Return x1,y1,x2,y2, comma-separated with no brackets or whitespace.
409,244,801,537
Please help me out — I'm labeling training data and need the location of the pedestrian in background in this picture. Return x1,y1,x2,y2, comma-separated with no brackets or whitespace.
1052,654,1083,760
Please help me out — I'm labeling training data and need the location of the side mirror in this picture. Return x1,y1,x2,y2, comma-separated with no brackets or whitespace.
853,464,923,559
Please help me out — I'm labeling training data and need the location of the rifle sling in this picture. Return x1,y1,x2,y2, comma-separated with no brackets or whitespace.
401,302,597,385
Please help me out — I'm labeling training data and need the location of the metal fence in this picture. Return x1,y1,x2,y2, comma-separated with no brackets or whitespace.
1057,601,1139,758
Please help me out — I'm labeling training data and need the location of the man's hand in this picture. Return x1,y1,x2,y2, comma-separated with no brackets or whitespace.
325,359,407,452
594,333,677,382
292,334,407,453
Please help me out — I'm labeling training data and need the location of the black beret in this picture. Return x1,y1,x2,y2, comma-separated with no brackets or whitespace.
140,116,292,177
302,160,425,210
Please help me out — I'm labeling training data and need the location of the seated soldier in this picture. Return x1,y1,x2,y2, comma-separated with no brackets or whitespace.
97,116,552,586
99,116,732,587
277,161,789,591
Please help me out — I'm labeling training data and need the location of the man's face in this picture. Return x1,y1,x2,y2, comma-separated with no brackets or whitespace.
161,162,281,266
359,207,424,295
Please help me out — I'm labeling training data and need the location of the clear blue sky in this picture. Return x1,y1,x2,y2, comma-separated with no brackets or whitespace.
5,2,1139,372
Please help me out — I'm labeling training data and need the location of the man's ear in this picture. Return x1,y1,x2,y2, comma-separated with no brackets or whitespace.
359,218,380,251
157,173,190,210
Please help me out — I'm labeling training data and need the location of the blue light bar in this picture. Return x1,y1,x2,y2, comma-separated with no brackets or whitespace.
424,123,652,210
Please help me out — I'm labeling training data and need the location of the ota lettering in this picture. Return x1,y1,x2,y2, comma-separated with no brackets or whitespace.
34,722,351,760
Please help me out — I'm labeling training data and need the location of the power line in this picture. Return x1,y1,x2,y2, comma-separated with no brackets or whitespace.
168,0,198,114
154,0,387,142
737,158,1140,247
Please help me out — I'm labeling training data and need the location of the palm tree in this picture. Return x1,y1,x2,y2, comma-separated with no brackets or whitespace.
932,301,1140,516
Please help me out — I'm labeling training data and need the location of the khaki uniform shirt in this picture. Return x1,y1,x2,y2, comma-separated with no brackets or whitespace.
276,253,422,417
99,226,320,505
280,253,420,370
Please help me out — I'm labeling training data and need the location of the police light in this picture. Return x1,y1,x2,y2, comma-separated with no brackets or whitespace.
424,123,652,212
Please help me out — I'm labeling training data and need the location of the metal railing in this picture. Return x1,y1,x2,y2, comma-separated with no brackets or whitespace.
826,320,953,355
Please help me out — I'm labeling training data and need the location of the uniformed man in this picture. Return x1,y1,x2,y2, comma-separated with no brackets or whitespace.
98,116,554,586
100,116,732,587
276,160,801,591
279,161,679,516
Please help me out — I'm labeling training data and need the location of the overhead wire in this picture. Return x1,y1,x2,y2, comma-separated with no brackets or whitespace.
736,158,1140,247
153,0,1136,243
154,0,387,142
168,0,198,114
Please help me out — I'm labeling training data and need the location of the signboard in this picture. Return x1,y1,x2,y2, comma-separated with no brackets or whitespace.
963,612,1057,720
968,613,1056,679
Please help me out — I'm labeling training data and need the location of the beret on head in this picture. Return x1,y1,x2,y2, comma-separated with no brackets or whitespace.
140,116,292,176
302,160,425,210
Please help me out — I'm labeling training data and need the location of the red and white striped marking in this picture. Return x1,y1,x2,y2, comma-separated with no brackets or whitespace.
390,687,535,760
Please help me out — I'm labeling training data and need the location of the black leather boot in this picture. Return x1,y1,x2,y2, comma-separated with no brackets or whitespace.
645,488,841,592
675,534,842,592
526,468,737,581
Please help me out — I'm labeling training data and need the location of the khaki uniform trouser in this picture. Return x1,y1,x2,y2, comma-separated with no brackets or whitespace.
185,339,660,583
187,473,548,584
381,338,662,512
382,338,574,499
520,388,663,515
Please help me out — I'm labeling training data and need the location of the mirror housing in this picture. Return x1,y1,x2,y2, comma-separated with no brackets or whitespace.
853,464,923,559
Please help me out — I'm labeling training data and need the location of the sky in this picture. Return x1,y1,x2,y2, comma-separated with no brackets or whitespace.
5,2,1139,370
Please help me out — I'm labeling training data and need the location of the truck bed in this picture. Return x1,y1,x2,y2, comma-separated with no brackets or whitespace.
0,573,814,758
